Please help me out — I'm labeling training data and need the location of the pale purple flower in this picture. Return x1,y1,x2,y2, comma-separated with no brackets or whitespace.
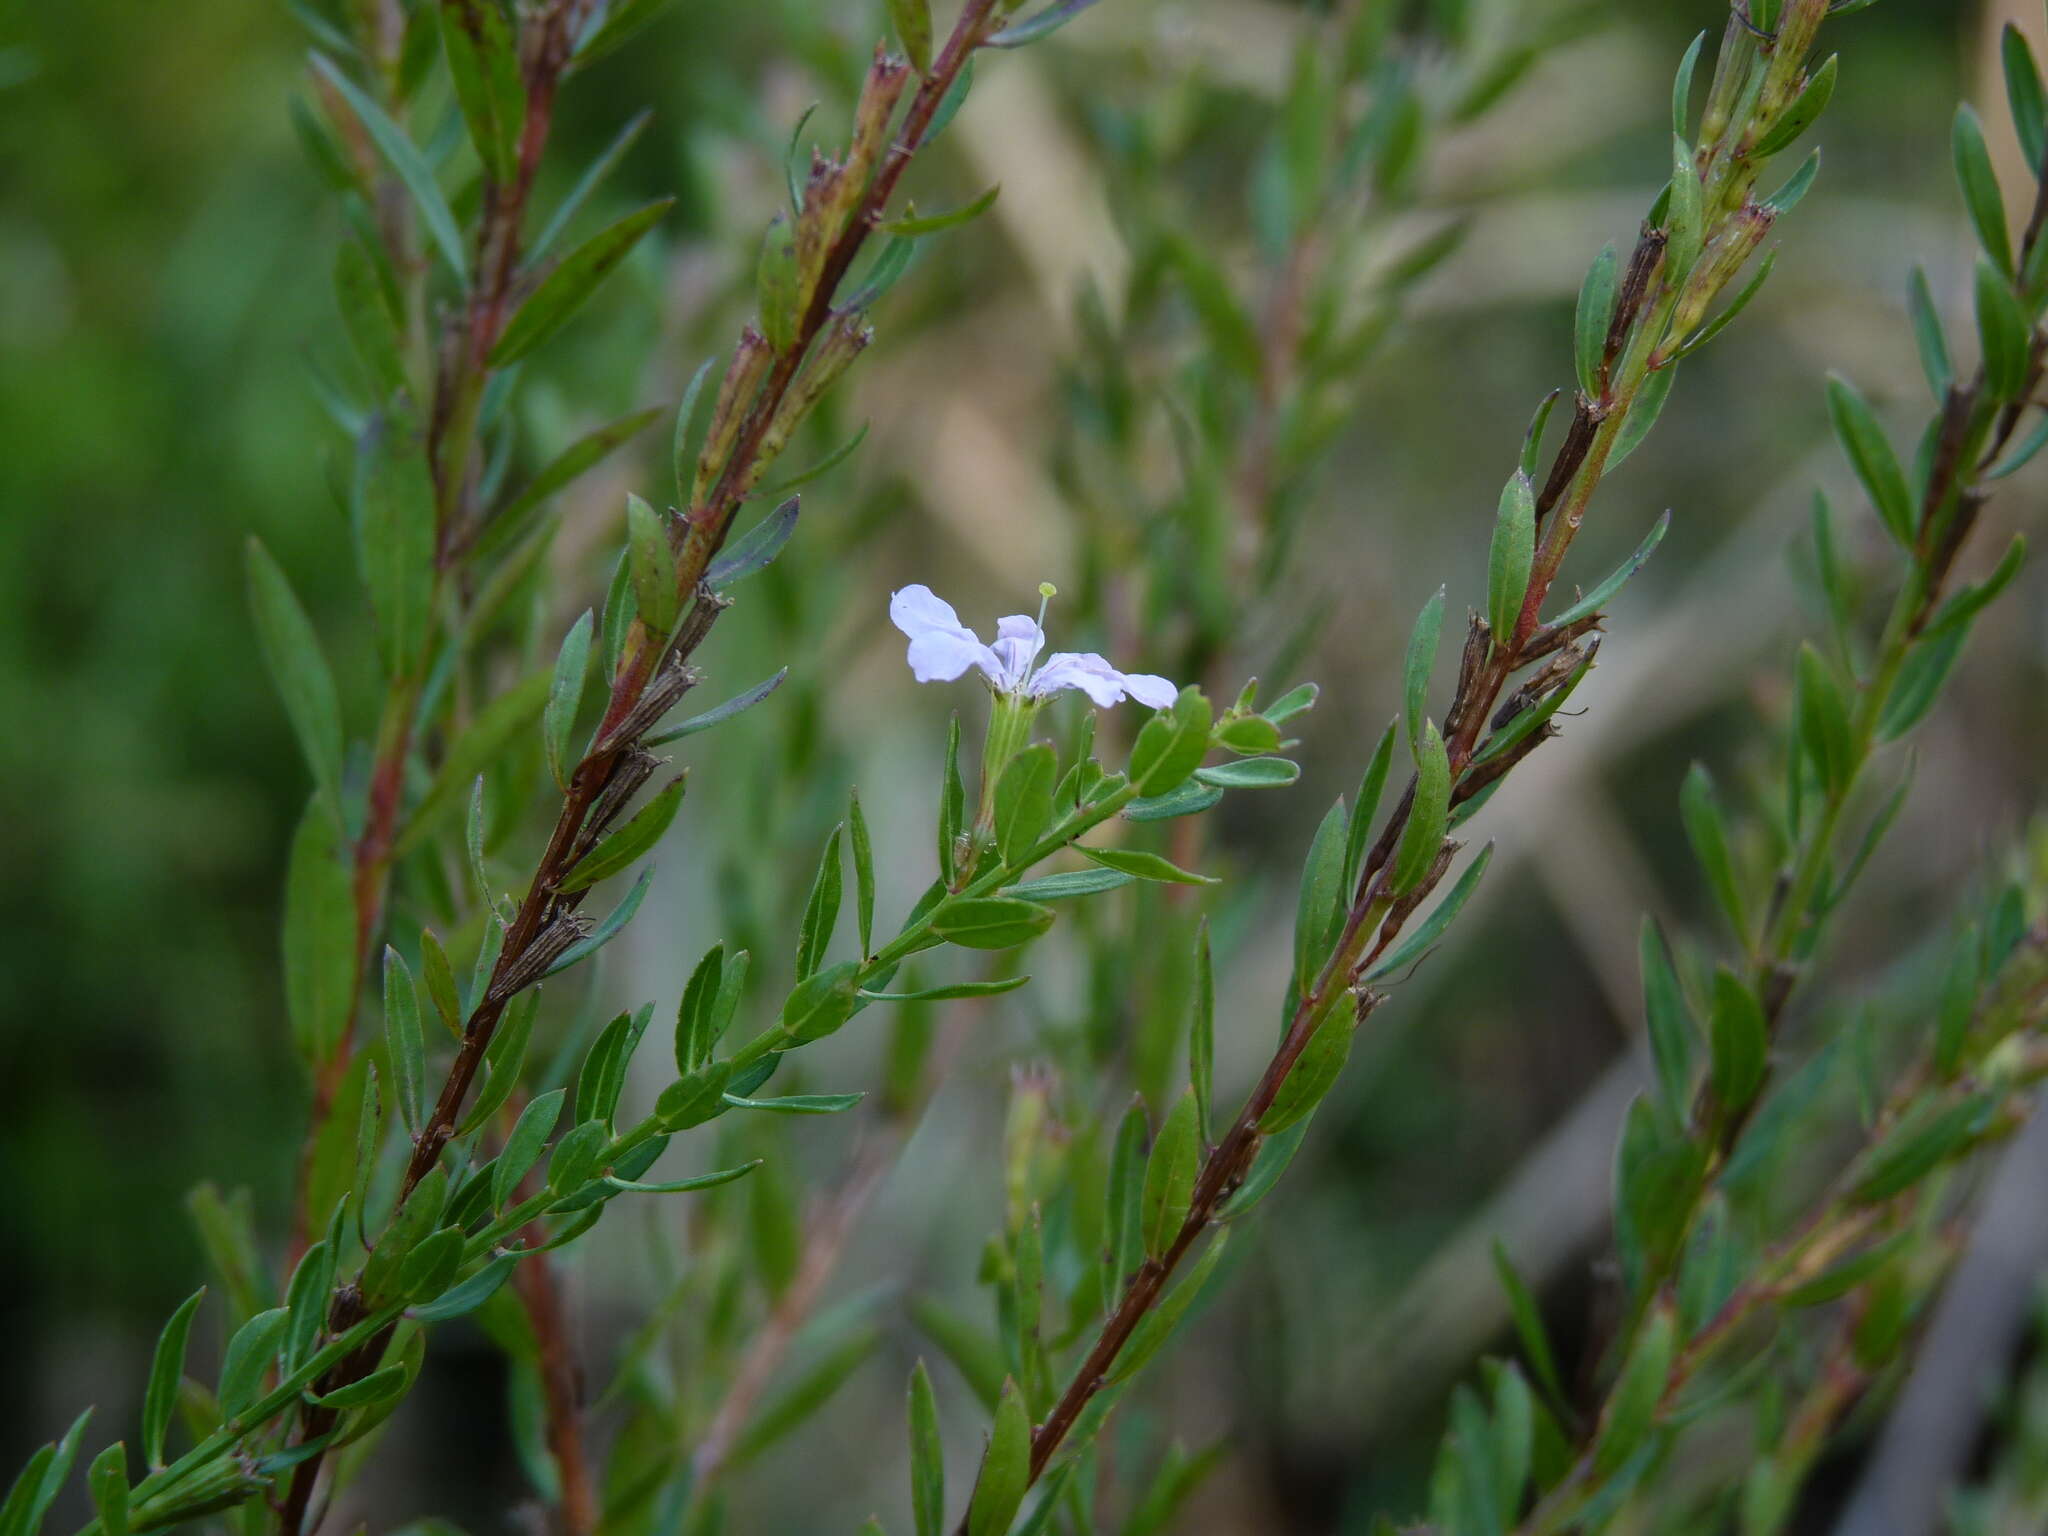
889,584,1178,710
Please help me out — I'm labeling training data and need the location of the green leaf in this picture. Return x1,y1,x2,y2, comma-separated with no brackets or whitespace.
84,1446,127,1536
1593,1305,1674,1477
1878,627,1965,742
1608,359,1677,471
796,825,845,979
1762,147,1822,214
721,1091,864,1115
438,0,523,183
1402,588,1444,748
1707,968,1769,1118
1128,687,1213,797
1079,845,1215,887
1106,1229,1232,1387
995,745,1058,868
353,432,436,679
1361,842,1495,982
569,0,682,71
1639,919,1695,1128
1664,135,1703,277
1390,723,1450,897
968,1381,1032,1536
642,668,788,746
781,960,860,1044
606,1159,762,1195
1907,267,1954,400
1166,236,1261,380
544,865,655,976
1487,470,1536,644
850,790,877,956
1343,721,1397,892
2006,23,2047,170
909,1361,944,1536
1259,1006,1353,1136
1794,642,1853,796
1975,257,2031,402
1194,755,1299,789
656,1060,733,1131
1492,1242,1566,1408
559,775,687,892
1848,1095,1989,1205
491,199,674,366
1826,375,1915,546
530,108,652,261
411,1252,519,1321
1293,798,1350,998
1191,921,1215,1139
143,1290,206,1467
478,405,665,561
396,1227,464,1300
284,803,355,1069
311,54,468,281
880,184,1001,237
1955,103,2013,276
1671,30,1706,136
706,496,801,592
247,541,345,814
932,897,1056,951
334,234,408,398
1,1410,91,1536
756,214,801,353
1574,242,1618,396
1679,764,1746,945
218,1307,291,1417
986,0,1107,48
1142,1091,1200,1260
1261,682,1319,724
1122,782,1224,823
1751,53,1836,158
861,976,1030,1003
397,667,554,856
1006,868,1135,902
889,0,933,71
624,492,679,638
1546,512,1670,630
544,610,593,791
545,1119,611,1197
305,1363,410,1411
495,1088,566,1211
383,947,426,1135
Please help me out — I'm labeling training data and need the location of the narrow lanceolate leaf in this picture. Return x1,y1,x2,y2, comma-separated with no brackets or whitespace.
3,1410,92,1536
438,0,523,183
861,976,1031,1004
909,1361,944,1536
967,1381,1031,1536
706,496,800,591
1975,257,2031,403
932,897,1056,951
1708,967,1768,1118
850,790,876,956
1294,798,1350,999
1826,375,1915,547
2005,23,2047,171
781,962,860,1044
1107,1228,1232,1387
1259,1006,1353,1135
143,1289,206,1467
495,1088,566,1210
756,214,801,353
305,1363,410,1411
624,493,679,638
545,865,655,976
1141,1091,1200,1260
1639,919,1695,1128
1671,30,1706,136
1390,723,1450,897
1907,267,1954,400
85,1445,128,1536
1343,722,1397,892
1954,103,2013,276
1545,511,1671,630
1079,845,1216,886
795,825,845,979
544,610,593,791
1191,921,1215,1139
1493,1242,1567,1408
1593,1304,1674,1477
1402,588,1445,748
284,804,355,1069
491,199,674,365
246,542,344,812
218,1308,291,1417
1664,135,1703,278
1751,53,1836,158
994,744,1058,867
353,436,437,679
558,775,687,892
606,1160,762,1195
879,184,1001,237
478,405,665,561
1128,687,1212,796
888,0,934,70
1487,470,1536,644
1794,642,1853,796
1848,1095,1990,1205
1679,764,1746,946
1575,242,1619,396
1361,842,1495,982
311,54,468,281
383,947,426,1134
642,668,788,745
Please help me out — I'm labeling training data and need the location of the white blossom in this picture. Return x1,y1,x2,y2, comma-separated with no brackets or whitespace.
888,584,1177,710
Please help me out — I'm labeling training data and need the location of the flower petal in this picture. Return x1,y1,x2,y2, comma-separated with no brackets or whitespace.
906,629,994,684
987,614,1046,691
1121,672,1180,710
890,584,969,640
1029,652,1129,708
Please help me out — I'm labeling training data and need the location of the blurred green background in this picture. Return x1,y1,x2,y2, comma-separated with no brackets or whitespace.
2,0,2044,1531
